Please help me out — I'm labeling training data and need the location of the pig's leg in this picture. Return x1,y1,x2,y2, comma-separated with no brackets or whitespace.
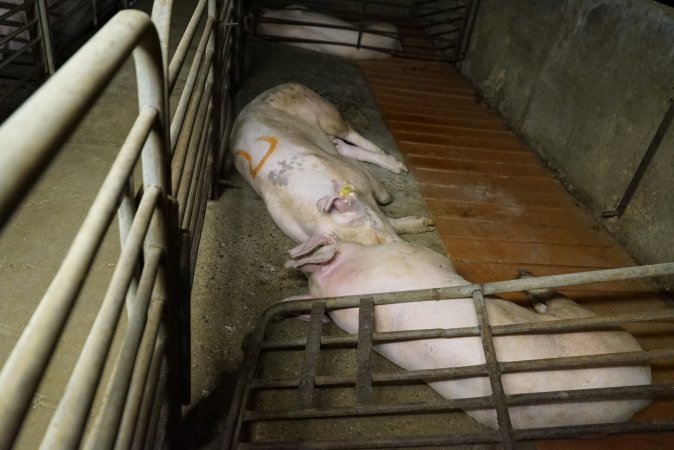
388,216,435,234
517,269,596,319
341,126,387,155
333,138,407,173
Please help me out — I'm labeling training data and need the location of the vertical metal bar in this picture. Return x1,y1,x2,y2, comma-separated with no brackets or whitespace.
190,138,213,269
81,246,164,450
356,0,370,49
40,187,161,450
119,176,139,315
166,0,208,92
209,0,221,199
169,17,214,155
131,332,166,450
298,302,326,408
34,0,55,74
143,368,168,450
471,289,514,449
458,0,480,61
602,98,674,218
356,297,375,404
114,297,165,450
171,42,215,196
182,93,213,229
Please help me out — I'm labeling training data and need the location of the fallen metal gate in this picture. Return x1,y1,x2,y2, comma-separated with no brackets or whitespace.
0,0,240,447
222,263,674,449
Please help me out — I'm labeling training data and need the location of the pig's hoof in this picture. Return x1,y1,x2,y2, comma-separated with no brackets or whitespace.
390,216,435,234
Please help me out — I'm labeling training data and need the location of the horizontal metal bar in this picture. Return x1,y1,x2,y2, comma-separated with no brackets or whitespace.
254,34,398,55
493,308,674,336
513,419,674,441
244,383,674,424
239,430,504,449
501,348,674,374
261,325,481,350
244,395,495,422
250,363,489,390
271,262,674,321
0,0,34,23
0,10,158,230
414,4,467,19
0,35,41,72
0,16,38,48
239,420,674,449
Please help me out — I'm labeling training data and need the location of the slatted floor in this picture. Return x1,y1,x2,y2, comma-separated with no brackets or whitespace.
359,57,674,450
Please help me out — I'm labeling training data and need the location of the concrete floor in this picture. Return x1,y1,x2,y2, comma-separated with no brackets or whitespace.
181,40,499,449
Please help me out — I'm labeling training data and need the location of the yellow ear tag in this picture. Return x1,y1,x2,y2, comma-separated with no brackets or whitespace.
339,183,354,197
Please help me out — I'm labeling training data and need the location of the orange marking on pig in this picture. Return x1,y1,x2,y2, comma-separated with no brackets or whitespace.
235,136,278,179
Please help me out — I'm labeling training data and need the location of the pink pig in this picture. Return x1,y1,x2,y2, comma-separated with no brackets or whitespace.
285,240,651,429
230,83,433,254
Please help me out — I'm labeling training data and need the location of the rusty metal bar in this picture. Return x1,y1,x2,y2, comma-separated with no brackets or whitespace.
355,297,375,403
244,383,674,423
298,302,327,408
272,262,674,317
472,289,514,449
251,362,488,389
238,431,504,449
262,325,482,350
245,395,494,422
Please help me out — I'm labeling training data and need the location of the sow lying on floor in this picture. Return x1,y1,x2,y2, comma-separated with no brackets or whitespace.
286,240,651,430
230,83,433,253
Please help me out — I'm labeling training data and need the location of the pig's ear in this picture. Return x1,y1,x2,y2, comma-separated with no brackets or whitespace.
285,244,337,271
316,194,352,213
288,232,338,258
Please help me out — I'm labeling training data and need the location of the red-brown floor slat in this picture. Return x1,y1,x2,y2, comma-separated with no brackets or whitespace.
359,57,674,450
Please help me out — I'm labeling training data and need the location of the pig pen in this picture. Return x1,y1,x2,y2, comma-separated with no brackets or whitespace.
184,32,674,450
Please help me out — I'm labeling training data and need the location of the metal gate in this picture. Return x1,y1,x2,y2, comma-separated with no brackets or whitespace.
221,264,674,449
0,0,241,447
247,0,480,61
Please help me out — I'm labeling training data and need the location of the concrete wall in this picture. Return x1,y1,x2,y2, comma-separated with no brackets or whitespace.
459,0,674,290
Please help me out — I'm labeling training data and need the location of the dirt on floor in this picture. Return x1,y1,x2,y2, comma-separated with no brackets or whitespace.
181,41,507,449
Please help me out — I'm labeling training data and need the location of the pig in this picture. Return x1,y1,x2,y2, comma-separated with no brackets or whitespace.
230,83,433,254
256,6,400,60
285,240,652,430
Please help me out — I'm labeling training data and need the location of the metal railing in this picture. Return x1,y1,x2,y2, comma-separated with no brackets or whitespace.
0,0,239,447
222,262,674,449
246,0,479,62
